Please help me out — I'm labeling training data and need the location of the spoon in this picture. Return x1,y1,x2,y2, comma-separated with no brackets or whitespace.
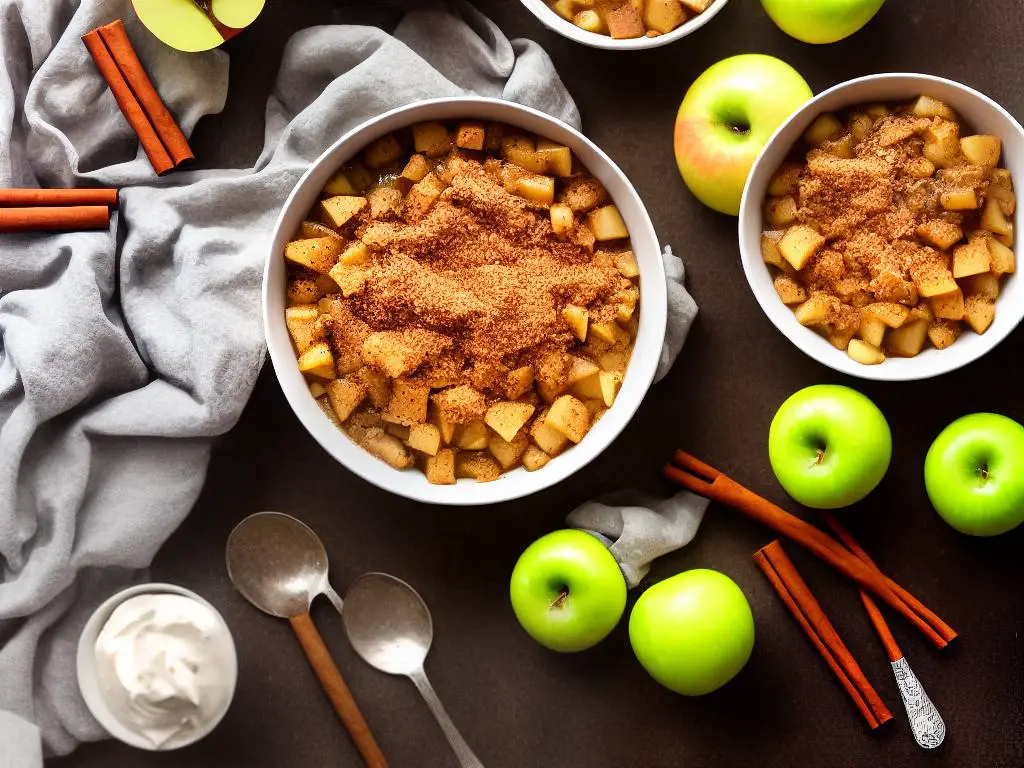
342,573,485,768
226,512,387,767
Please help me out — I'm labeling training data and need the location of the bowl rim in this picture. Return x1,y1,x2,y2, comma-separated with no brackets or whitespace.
263,95,668,505
517,0,729,50
76,583,238,751
738,72,1024,382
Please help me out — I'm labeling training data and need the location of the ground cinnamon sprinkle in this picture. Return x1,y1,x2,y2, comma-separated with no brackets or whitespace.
349,155,629,395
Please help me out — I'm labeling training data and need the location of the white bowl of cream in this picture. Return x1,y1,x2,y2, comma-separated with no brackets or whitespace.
77,583,238,751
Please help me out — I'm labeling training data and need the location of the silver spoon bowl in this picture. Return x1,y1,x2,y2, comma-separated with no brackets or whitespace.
343,573,484,768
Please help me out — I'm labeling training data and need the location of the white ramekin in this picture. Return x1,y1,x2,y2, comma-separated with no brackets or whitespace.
263,97,667,505
518,0,728,50
739,73,1024,381
76,583,238,751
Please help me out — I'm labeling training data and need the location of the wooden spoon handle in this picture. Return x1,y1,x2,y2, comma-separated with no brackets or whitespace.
289,613,388,768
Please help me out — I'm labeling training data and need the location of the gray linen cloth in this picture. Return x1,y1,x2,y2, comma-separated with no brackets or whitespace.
0,0,699,763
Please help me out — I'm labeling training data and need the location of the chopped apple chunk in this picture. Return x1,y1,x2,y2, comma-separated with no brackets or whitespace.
952,239,992,278
586,205,629,241
960,135,1000,168
778,225,826,270
298,342,336,380
485,401,536,442
545,395,590,443
847,339,885,365
319,196,367,229
562,304,589,341
963,295,995,334
424,448,456,484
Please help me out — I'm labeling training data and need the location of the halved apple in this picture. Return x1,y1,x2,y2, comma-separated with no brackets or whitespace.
131,0,264,52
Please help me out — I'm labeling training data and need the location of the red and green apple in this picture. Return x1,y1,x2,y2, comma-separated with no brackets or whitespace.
509,529,626,653
673,54,812,216
629,569,755,696
769,384,892,509
924,413,1024,536
132,0,265,52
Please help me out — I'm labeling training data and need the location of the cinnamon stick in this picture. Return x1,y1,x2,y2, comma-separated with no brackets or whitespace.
820,512,904,663
0,206,109,233
0,188,118,207
754,541,893,730
664,451,957,649
96,21,193,167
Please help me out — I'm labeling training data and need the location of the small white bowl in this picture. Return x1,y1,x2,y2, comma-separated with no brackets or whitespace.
77,583,238,751
518,0,728,50
739,73,1024,381
263,96,667,505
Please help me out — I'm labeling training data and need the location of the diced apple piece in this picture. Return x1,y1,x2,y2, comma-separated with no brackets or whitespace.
285,236,343,274
573,8,607,32
849,113,874,141
327,263,367,297
774,275,807,305
963,295,995,334
529,409,570,455
911,259,959,298
319,196,367,229
995,227,1014,248
401,153,431,183
327,378,366,422
550,203,575,237
287,279,323,306
923,121,961,168
963,271,1000,299
927,320,961,350
424,448,456,484
545,395,590,443
366,187,404,220
822,134,855,159
501,135,547,173
886,319,928,357
586,205,629,241
429,403,455,445
363,133,403,169
989,169,1016,216
384,421,410,441
521,445,551,472
505,366,535,400
404,172,447,219
614,250,640,278
858,316,886,348
952,239,992,278
598,370,621,407
911,95,957,121
589,321,617,344
408,423,441,456
514,174,555,206
679,0,711,9
551,0,577,19
803,113,843,146
485,401,536,442
454,452,501,482
453,420,489,451
387,379,430,425
298,341,336,380
915,219,963,250
980,196,1012,236
536,139,573,177
793,294,835,327
361,332,422,378
847,339,885,365
566,357,600,386
559,175,609,213
929,288,965,321
361,429,413,469
864,103,890,119
454,122,485,151
960,135,1001,168
643,0,687,33
940,187,978,211
356,367,391,409
598,0,645,39
768,163,802,197
764,197,798,228
299,220,341,240
286,306,320,353
904,156,936,179
412,122,451,157
323,170,358,196
778,225,826,270
987,237,1015,276
338,241,370,266
571,372,603,401
488,431,529,470
562,304,589,341
761,230,794,273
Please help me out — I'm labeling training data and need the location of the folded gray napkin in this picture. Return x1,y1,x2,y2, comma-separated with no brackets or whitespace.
0,0,601,761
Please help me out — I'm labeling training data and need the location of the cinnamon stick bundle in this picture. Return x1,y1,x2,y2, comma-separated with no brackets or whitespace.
754,540,894,730
0,206,110,233
664,450,957,650
0,188,118,207
82,20,193,175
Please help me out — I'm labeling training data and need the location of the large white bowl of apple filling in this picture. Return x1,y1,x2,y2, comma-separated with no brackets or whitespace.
740,74,1023,381
264,97,666,505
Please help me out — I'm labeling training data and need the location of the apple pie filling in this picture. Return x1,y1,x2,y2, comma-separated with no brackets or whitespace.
762,95,1016,365
282,120,640,483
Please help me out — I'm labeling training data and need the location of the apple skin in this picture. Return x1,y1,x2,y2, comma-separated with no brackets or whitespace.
629,570,755,696
761,0,886,44
924,413,1024,537
509,529,627,653
674,54,812,216
769,384,891,509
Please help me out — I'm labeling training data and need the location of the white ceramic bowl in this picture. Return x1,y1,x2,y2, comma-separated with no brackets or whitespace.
77,583,238,751
739,73,1024,381
264,97,667,505
518,0,728,50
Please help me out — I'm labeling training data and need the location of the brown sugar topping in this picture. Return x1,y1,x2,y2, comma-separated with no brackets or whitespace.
350,158,628,394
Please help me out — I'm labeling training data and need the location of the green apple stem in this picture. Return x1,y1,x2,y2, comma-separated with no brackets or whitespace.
550,588,569,610
816,447,825,465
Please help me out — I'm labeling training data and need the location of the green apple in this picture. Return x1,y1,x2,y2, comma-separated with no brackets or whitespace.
769,384,891,509
673,54,812,216
924,413,1024,537
629,569,754,696
509,529,626,653
132,0,265,52
761,0,886,44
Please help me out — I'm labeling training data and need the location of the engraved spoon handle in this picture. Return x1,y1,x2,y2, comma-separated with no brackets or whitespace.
891,656,946,749
409,667,485,768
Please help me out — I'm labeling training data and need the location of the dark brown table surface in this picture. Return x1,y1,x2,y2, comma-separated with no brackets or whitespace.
53,1,1024,766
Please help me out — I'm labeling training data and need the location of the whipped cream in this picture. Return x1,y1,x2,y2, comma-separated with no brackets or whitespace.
94,593,235,748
